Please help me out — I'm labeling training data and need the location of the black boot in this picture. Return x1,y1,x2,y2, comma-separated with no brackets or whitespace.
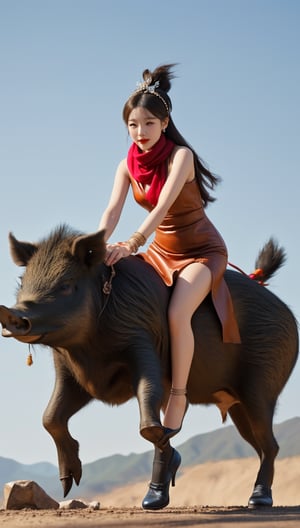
142,444,181,510
248,484,273,508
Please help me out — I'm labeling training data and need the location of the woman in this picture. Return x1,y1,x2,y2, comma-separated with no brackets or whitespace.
98,62,240,458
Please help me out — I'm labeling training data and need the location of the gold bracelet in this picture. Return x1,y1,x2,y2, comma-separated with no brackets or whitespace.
132,232,147,245
127,232,147,254
126,238,138,253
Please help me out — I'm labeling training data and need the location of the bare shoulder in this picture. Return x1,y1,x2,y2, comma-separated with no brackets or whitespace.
116,157,131,180
118,157,130,173
168,146,194,181
171,145,194,163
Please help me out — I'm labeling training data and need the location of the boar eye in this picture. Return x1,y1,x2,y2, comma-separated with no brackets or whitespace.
59,282,74,296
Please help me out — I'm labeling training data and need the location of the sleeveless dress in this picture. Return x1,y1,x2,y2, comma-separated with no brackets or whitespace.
129,175,241,344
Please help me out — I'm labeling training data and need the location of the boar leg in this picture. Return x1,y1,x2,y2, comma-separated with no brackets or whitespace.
128,335,165,445
43,354,92,497
229,400,277,507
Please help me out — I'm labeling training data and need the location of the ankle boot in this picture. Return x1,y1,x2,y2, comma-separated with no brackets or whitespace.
142,445,181,510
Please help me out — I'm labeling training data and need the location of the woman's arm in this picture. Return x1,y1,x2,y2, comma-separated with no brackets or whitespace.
98,158,130,241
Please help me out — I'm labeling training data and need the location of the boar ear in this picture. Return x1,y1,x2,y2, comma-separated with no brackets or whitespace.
9,232,38,266
71,230,106,267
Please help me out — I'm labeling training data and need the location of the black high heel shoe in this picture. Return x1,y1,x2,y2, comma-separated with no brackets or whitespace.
142,446,181,510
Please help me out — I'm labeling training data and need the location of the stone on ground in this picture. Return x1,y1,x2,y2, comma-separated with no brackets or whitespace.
3,480,59,510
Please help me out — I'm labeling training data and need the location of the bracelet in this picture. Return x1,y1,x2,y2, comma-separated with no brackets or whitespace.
126,231,147,254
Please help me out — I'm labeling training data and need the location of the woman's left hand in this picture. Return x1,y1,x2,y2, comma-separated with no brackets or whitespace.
104,242,131,266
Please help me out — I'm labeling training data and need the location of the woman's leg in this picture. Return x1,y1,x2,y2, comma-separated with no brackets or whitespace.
163,262,212,431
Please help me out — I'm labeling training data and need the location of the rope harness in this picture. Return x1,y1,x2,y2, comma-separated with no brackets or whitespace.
98,265,116,321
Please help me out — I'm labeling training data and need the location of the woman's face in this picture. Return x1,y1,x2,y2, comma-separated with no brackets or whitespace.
127,106,169,151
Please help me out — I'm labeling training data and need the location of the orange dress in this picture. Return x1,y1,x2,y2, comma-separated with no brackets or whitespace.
129,176,241,344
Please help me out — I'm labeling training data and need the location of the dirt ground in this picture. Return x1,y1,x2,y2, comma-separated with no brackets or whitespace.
1,506,300,528
2,457,300,527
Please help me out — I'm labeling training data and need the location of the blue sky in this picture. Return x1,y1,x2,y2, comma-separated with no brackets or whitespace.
0,0,299,468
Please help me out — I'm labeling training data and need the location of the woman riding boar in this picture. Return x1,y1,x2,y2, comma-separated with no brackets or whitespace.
98,63,241,507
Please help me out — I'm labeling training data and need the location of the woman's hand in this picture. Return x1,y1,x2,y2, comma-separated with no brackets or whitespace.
105,242,132,266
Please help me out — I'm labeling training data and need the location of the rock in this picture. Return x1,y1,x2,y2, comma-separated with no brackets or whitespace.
89,500,100,510
3,480,59,510
58,499,101,510
59,499,88,509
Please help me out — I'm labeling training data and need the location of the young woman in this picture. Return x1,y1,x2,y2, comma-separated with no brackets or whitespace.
98,63,240,449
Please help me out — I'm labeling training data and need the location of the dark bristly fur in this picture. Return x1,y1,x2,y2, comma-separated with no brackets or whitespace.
255,237,286,283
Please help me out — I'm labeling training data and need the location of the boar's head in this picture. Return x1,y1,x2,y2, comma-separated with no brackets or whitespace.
0,225,107,347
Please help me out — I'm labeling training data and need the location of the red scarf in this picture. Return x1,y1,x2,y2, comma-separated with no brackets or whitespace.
127,135,175,206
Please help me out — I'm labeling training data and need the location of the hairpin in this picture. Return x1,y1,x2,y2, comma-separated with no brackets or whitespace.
134,79,169,113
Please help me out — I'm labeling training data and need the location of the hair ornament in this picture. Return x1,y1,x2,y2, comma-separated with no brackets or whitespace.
134,78,170,114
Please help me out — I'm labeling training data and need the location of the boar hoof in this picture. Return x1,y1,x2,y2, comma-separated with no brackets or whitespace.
140,423,164,444
60,475,74,497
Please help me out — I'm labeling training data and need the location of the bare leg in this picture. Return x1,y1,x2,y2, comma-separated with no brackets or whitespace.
163,262,212,431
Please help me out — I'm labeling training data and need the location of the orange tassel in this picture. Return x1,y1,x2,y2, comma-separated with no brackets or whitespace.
27,353,33,366
253,268,263,277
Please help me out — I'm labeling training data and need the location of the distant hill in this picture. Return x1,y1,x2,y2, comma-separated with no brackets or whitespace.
1,417,300,500
179,416,300,466
99,457,300,508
